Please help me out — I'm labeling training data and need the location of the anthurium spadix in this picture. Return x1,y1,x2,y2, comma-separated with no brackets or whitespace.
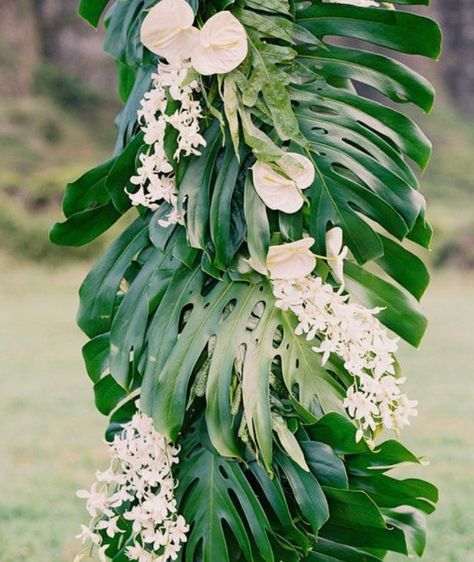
140,0,198,61
264,238,316,280
191,11,248,75
325,227,348,285
252,153,315,213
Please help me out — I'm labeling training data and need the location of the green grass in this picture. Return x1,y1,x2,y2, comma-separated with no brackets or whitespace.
0,260,473,562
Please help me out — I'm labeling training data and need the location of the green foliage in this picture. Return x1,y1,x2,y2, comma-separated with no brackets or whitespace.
51,1,445,561
176,424,276,562
1,268,472,562
78,0,112,27
168,412,437,562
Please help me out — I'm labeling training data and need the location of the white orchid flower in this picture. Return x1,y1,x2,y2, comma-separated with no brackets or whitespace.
140,0,199,62
191,11,248,75
325,227,348,284
252,153,315,214
265,238,316,280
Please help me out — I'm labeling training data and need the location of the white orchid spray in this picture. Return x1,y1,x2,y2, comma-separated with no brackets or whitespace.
263,233,418,443
127,59,205,225
75,410,188,562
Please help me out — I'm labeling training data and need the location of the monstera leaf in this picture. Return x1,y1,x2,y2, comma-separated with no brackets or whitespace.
175,425,276,562
76,217,344,470
173,413,437,562
287,0,441,346
140,262,346,469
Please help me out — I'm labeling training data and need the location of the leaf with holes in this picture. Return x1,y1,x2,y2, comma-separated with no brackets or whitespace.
141,267,345,469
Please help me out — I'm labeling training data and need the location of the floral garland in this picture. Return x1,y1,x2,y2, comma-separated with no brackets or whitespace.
69,0,439,560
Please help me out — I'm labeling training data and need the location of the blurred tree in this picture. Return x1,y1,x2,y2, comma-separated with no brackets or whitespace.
0,0,39,95
436,0,474,115
0,0,114,95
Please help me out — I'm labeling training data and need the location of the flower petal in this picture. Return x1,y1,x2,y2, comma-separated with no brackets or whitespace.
252,162,304,213
281,153,315,190
326,226,343,258
326,227,348,283
141,0,198,61
266,238,316,280
192,12,248,75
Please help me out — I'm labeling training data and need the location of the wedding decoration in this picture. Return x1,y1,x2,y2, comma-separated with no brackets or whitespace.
53,0,441,561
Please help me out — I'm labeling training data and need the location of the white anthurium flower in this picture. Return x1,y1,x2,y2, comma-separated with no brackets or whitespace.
140,0,199,62
252,153,315,214
191,11,248,75
265,238,316,280
325,226,348,284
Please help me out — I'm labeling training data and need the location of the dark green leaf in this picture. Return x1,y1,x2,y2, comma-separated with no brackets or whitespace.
277,451,330,534
376,235,430,300
106,133,144,214
77,216,151,338
83,333,110,383
49,203,121,247
178,121,222,250
297,4,442,59
94,374,128,415
78,0,111,27
176,427,274,562
344,261,428,347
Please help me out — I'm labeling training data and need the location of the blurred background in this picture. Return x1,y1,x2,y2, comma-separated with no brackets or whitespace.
0,1,472,561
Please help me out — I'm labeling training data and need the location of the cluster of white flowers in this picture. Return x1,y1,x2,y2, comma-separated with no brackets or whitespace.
128,59,206,227
272,276,418,441
76,410,188,562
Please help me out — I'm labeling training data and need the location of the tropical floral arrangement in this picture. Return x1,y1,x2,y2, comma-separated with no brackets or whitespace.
51,0,442,561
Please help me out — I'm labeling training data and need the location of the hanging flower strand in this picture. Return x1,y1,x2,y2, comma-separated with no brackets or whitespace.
127,59,206,225
75,410,188,562
251,235,418,442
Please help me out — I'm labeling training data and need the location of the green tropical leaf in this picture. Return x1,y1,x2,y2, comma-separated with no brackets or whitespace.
343,261,427,346
106,132,144,214
276,451,330,534
383,507,427,557
175,425,275,562
296,3,441,59
82,333,110,383
78,0,111,27
77,215,151,338
140,268,345,469
50,203,121,247
178,121,223,251
320,487,408,554
108,242,180,389
244,175,270,274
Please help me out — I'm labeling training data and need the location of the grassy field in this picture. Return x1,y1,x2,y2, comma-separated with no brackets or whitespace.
0,259,473,562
